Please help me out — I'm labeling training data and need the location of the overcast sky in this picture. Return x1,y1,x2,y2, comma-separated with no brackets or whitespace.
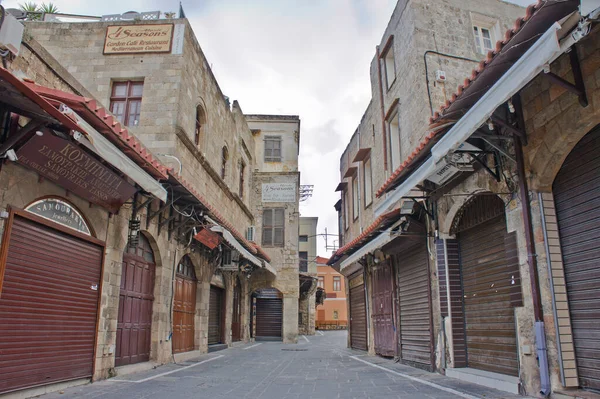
2,0,533,256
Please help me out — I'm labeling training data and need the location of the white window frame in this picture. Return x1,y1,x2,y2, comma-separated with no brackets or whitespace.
264,135,282,162
344,190,349,231
471,13,500,55
382,39,396,90
387,110,401,171
363,157,373,208
352,175,359,221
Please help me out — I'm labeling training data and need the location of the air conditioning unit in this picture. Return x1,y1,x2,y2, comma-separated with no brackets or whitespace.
246,226,256,242
0,12,24,56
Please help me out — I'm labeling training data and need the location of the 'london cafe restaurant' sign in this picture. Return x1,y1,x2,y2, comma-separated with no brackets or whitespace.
16,134,137,213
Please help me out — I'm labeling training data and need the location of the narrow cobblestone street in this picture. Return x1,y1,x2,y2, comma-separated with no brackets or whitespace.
37,331,527,399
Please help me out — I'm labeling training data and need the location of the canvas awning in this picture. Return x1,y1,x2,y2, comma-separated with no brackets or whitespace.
65,107,168,202
210,225,266,271
375,21,575,216
339,227,395,272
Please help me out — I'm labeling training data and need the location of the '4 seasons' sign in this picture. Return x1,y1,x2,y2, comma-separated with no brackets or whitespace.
104,24,174,54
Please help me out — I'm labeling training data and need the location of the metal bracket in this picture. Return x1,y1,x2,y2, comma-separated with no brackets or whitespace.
544,46,588,107
472,152,501,182
491,116,527,145
411,198,434,220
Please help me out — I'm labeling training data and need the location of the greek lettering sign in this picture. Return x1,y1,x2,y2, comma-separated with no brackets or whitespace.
26,198,91,235
262,183,296,203
16,134,137,213
104,24,174,54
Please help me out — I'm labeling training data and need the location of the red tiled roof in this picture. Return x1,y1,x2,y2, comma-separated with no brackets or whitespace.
327,208,401,265
23,82,169,179
375,0,579,197
316,256,329,265
252,242,272,263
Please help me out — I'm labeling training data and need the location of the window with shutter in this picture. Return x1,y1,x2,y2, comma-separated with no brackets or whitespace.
264,136,282,162
262,208,285,247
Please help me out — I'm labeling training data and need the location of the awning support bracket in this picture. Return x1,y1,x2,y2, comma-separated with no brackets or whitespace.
491,116,527,145
471,152,501,182
544,47,588,107
146,195,180,228
0,120,44,156
411,198,434,220
132,195,154,215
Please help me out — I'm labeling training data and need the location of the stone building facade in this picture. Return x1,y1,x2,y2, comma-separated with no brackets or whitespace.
298,216,318,335
0,13,301,397
327,0,600,397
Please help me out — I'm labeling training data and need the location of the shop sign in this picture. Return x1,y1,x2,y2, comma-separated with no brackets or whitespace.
193,227,221,250
349,274,364,289
26,198,91,235
104,24,174,54
16,134,137,213
262,183,296,203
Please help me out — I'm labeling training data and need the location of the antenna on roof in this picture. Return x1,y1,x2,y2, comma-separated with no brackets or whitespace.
178,2,186,18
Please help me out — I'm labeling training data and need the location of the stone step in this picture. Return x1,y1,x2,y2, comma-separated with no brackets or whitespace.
445,367,520,395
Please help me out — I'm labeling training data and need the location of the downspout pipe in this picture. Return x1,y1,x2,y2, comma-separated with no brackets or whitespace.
514,135,551,397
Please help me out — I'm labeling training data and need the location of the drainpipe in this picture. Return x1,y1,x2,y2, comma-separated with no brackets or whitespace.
514,136,551,397
376,46,388,172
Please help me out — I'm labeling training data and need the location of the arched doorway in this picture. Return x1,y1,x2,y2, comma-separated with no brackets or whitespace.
173,255,197,354
253,288,283,341
115,233,156,366
452,194,522,376
553,126,600,390
232,276,242,342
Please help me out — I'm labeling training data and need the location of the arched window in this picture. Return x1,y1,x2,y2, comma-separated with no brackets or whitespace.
221,146,229,180
194,105,207,146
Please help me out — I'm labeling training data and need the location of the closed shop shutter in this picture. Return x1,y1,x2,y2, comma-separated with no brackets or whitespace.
208,285,223,345
115,235,155,367
0,214,102,394
397,244,432,368
372,260,396,357
554,127,600,390
232,279,242,342
459,214,519,377
255,298,283,339
173,256,197,354
349,273,367,351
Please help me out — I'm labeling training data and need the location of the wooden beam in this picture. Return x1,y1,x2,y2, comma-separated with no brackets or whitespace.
0,120,43,156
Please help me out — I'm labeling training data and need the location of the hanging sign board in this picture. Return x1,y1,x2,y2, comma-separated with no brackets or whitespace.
193,227,221,250
16,134,137,213
262,183,296,203
26,198,91,235
103,24,174,54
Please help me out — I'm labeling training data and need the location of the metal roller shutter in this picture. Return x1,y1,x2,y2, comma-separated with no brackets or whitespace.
459,215,519,376
372,260,396,357
553,127,600,390
397,244,432,367
208,286,223,345
349,274,368,351
255,298,282,339
0,214,102,394
232,280,242,342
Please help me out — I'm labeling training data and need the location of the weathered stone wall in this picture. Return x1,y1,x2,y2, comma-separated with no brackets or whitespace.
249,171,300,343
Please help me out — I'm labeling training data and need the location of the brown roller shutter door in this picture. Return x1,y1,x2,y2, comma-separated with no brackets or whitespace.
372,260,396,357
255,298,283,339
459,214,520,377
397,244,432,368
0,214,103,394
349,273,368,351
208,285,223,345
554,127,600,390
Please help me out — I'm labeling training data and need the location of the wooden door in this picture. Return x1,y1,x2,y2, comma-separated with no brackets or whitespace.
554,126,600,390
173,256,197,354
255,298,283,339
0,213,102,394
372,260,396,357
397,244,432,368
349,273,368,351
232,278,242,342
208,285,223,345
115,235,155,367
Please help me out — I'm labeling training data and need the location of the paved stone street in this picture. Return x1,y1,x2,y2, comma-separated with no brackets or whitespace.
39,331,527,399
